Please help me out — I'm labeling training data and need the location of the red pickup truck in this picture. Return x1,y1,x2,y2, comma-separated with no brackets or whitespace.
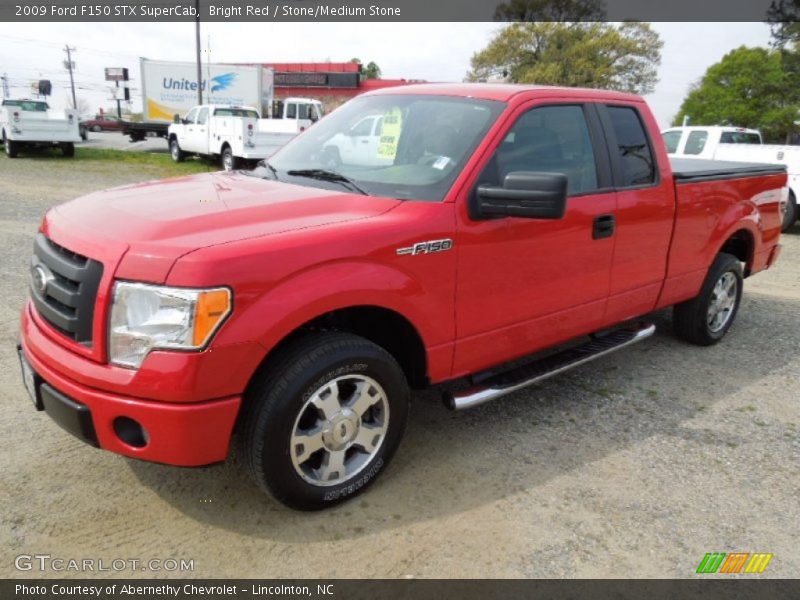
18,84,787,510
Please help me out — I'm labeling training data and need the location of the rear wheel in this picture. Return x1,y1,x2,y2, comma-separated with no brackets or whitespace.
673,252,743,346
782,190,797,232
239,332,409,510
91,125,102,133
169,138,184,163
60,142,75,157
221,146,239,171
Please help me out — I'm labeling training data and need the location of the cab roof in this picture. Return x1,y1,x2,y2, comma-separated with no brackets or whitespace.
364,82,643,103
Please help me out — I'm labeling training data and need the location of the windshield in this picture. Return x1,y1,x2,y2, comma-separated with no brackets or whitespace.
259,94,505,201
215,108,260,118
3,100,48,111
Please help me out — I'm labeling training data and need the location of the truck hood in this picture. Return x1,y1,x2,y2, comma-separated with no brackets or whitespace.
46,171,402,282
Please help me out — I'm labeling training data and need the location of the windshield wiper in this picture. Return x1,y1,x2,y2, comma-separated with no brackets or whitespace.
286,169,369,196
256,160,279,180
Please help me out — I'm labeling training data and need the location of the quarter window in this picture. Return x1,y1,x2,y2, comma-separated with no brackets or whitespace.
684,130,709,155
606,106,656,186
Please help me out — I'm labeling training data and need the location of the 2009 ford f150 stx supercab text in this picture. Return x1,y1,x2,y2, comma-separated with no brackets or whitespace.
18,84,787,510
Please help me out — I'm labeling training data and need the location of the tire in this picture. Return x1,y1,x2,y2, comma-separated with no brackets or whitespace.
4,133,18,158
239,332,410,510
80,127,88,141
169,138,184,163
91,125,102,132
673,252,743,346
221,146,239,171
60,143,75,157
782,191,797,232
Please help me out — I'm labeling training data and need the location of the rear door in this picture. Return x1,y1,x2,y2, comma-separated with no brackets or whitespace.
596,103,675,321
453,101,618,375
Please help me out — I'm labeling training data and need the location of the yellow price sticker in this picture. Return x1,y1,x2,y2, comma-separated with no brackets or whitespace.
377,108,402,160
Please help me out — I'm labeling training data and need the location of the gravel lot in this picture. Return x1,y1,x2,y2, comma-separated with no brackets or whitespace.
1,153,798,579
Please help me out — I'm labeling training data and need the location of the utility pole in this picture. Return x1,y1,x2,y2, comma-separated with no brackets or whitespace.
1,73,9,99
63,45,77,109
195,0,202,105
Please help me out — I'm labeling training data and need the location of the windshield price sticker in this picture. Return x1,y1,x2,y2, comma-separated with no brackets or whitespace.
377,108,402,160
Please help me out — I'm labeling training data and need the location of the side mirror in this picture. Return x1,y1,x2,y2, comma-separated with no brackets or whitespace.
173,114,181,124
475,172,568,220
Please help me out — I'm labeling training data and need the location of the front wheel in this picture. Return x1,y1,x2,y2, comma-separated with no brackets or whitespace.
782,191,797,232
169,138,184,163
221,146,239,171
673,252,743,346
239,332,410,510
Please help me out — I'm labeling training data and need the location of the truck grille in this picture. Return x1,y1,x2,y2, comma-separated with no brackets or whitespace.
29,233,103,344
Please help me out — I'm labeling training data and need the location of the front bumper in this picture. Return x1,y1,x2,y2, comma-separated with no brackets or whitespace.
19,306,242,467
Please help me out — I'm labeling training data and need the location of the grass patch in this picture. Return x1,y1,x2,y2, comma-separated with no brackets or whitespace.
74,148,213,176
2,146,215,178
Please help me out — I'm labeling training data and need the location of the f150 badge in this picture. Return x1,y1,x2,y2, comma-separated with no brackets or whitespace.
396,238,453,256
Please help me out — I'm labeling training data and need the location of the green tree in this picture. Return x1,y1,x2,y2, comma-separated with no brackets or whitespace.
466,22,662,95
673,46,798,143
493,0,605,21
350,58,382,80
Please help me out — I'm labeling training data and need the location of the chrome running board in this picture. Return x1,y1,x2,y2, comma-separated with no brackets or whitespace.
444,323,656,411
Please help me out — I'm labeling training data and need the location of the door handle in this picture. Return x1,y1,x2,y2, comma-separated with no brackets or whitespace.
593,214,615,240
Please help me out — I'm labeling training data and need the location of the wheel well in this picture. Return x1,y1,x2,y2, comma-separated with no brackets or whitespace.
221,142,231,151
168,133,177,142
261,306,428,390
720,229,754,276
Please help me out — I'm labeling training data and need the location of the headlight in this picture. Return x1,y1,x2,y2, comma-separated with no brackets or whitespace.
109,282,232,369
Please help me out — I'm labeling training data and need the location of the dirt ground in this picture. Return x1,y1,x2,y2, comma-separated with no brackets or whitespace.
1,153,798,579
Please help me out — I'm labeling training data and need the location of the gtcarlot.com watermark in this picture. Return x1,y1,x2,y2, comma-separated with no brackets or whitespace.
15,554,194,573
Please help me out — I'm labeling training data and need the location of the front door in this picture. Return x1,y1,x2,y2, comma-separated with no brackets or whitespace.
453,102,618,376
185,106,209,154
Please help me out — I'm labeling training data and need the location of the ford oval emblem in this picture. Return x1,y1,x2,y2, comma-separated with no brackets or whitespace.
31,264,52,296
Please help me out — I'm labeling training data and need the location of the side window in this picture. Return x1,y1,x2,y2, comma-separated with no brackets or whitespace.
286,103,297,119
373,116,383,136
185,108,198,123
196,107,209,125
662,130,682,154
684,130,708,155
606,106,656,186
490,105,599,195
351,117,374,137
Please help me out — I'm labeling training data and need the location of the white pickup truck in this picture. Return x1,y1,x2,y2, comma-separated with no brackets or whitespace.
1,99,81,158
662,126,798,230
168,98,323,171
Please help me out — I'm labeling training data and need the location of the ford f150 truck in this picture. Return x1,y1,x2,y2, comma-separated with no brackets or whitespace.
17,84,787,510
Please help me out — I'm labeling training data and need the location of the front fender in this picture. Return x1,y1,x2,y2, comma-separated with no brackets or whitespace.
218,259,456,383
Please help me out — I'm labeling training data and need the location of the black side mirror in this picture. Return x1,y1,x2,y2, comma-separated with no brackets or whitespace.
173,114,181,124
475,172,568,220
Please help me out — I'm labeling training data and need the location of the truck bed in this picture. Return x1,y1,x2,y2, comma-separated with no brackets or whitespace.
671,157,786,182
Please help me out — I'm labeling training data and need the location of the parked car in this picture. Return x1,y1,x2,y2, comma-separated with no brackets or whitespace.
168,99,322,171
18,84,787,510
82,114,122,132
1,98,81,157
662,126,798,230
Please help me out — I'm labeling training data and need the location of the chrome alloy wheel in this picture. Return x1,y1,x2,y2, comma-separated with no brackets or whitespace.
707,271,738,333
290,374,389,487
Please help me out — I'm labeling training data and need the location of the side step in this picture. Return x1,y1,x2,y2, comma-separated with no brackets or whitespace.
444,323,656,411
